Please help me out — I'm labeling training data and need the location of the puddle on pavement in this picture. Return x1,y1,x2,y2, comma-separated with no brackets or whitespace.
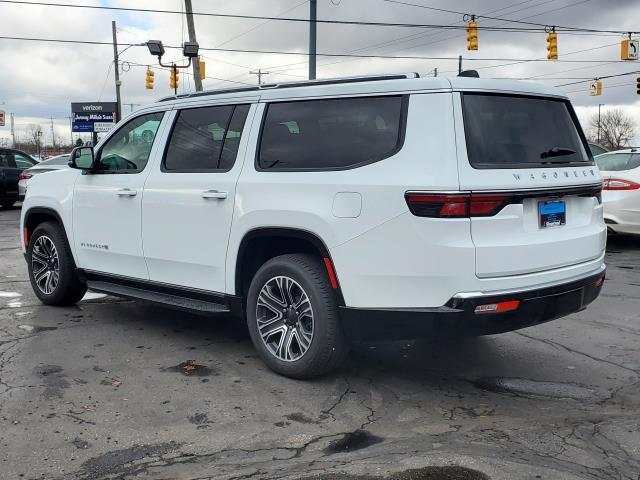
163,360,216,377
33,365,69,398
0,291,21,298
323,430,383,454
17,325,57,333
473,376,600,401
296,466,490,479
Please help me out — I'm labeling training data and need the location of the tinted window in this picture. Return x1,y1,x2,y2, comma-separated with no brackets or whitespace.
98,112,164,172
589,143,608,156
258,96,405,171
14,153,36,169
463,94,590,169
0,151,12,167
164,104,250,172
596,153,640,172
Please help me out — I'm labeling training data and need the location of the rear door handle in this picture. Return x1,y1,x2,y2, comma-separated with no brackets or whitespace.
201,189,227,200
116,188,137,197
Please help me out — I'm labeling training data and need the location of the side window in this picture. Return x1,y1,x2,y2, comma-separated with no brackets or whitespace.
628,154,640,170
14,153,36,170
0,151,12,167
164,104,250,172
258,96,406,171
596,153,633,172
97,112,164,172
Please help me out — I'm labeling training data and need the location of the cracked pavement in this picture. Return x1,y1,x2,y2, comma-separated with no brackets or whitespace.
1,206,639,479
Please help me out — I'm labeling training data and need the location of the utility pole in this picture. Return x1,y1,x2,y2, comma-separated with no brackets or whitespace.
458,55,462,74
185,0,203,91
10,113,15,148
433,67,438,77
250,68,270,85
112,21,122,123
67,116,73,147
597,103,604,144
49,117,57,153
309,0,317,80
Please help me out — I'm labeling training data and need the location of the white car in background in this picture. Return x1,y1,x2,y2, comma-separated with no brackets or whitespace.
595,148,640,235
18,154,70,199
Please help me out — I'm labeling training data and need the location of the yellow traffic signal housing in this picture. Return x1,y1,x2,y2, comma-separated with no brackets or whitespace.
169,66,179,90
145,68,154,90
199,59,206,80
466,21,478,51
546,32,558,60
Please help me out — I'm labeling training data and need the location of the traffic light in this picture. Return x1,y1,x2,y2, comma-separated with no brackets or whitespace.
637,77,640,95
145,68,154,89
546,31,558,60
169,66,179,90
466,20,478,51
199,58,206,80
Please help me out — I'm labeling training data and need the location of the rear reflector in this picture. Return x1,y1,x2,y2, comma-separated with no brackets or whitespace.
474,300,520,314
323,257,339,289
603,178,640,191
23,227,29,248
595,276,604,287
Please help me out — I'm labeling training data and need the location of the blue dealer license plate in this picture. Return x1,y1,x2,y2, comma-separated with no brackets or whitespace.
539,200,566,228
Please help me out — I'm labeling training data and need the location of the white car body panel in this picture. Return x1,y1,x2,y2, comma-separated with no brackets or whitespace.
597,150,640,235
20,76,606,313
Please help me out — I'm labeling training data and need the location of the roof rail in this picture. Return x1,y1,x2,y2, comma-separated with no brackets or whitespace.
157,72,420,103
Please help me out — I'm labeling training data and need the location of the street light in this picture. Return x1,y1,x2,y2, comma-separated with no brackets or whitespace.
182,41,199,58
146,39,198,68
146,40,165,58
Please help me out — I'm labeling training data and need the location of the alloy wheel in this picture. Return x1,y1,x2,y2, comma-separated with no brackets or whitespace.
256,276,314,362
31,236,60,295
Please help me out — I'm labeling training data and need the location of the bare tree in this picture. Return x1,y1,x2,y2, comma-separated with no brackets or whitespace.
588,108,636,150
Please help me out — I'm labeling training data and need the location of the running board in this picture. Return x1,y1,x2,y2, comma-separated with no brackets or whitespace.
86,280,231,314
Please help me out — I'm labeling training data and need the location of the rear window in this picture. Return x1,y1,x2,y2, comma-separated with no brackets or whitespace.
462,94,591,169
258,95,406,171
596,153,640,172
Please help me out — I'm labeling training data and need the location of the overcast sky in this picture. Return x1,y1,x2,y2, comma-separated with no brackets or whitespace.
0,0,639,147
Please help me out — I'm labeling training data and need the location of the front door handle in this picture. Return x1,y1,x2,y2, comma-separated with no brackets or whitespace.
116,188,137,197
201,189,227,200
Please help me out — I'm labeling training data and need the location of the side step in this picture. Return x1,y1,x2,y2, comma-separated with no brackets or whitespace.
86,280,230,314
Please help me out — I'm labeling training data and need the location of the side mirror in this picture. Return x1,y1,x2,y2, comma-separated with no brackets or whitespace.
69,146,95,171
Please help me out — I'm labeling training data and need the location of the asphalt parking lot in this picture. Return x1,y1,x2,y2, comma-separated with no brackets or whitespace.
1,206,639,480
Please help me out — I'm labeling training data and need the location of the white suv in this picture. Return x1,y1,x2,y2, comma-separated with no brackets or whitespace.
20,73,606,378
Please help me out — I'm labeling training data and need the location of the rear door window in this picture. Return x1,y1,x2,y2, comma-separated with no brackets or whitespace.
596,153,640,172
462,94,591,169
164,104,250,172
258,95,407,171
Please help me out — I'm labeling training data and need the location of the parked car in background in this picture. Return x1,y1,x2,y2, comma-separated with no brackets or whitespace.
595,148,640,235
18,154,70,199
0,148,37,208
588,143,608,157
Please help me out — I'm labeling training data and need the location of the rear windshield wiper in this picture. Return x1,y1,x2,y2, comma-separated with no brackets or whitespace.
540,147,576,159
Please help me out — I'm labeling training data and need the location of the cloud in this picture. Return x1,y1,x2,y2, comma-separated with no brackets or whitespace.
0,0,639,146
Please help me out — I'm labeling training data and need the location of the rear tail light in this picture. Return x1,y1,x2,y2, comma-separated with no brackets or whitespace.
19,172,33,180
405,192,514,218
474,300,520,314
602,178,640,191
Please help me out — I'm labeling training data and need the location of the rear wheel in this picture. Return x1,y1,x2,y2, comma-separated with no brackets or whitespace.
27,221,86,306
246,254,348,379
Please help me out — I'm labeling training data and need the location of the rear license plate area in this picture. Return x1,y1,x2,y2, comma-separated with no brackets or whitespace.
539,200,566,228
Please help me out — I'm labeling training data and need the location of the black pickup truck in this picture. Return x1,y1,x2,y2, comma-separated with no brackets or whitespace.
0,148,37,208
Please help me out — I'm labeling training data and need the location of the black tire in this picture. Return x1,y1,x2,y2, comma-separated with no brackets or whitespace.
27,221,87,306
1,201,15,209
246,254,349,379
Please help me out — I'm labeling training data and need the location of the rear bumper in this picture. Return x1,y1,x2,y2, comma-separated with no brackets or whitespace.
339,267,605,341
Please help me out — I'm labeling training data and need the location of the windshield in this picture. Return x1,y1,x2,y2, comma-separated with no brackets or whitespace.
39,155,70,166
462,93,591,169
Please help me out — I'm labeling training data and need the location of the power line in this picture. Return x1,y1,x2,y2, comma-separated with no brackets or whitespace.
383,0,627,34
0,0,634,34
554,69,640,87
1,34,635,64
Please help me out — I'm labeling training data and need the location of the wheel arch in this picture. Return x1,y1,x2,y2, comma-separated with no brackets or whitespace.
23,207,75,261
233,227,345,306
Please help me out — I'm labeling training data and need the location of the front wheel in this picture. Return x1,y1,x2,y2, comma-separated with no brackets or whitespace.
27,221,87,306
246,254,349,379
